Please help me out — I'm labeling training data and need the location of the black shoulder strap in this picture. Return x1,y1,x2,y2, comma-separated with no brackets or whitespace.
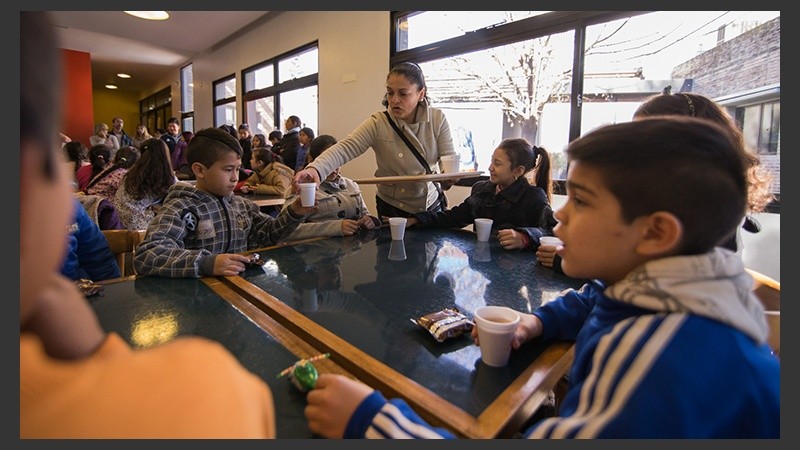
384,111,433,174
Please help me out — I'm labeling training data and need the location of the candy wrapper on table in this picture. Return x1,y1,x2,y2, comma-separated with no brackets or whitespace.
412,307,474,343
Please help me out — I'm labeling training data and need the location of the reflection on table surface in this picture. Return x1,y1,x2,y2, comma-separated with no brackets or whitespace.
88,277,319,438
239,227,584,421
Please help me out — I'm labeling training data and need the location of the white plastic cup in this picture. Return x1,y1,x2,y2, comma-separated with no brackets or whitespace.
440,154,461,173
474,218,493,242
539,236,563,248
473,306,520,367
299,182,316,207
388,239,407,261
388,217,407,240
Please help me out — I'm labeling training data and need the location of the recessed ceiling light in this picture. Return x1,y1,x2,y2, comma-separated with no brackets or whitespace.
117,73,131,79
124,11,170,21
105,84,118,90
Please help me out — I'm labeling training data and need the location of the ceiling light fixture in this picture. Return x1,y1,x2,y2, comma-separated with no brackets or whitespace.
105,84,118,90
117,73,131,79
124,11,170,21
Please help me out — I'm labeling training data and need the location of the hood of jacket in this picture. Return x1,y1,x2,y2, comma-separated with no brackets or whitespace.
605,248,768,343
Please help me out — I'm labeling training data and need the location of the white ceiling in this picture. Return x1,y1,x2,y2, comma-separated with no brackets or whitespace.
49,11,271,93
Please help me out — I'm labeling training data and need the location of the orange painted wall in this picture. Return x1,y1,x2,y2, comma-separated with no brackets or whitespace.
61,49,94,148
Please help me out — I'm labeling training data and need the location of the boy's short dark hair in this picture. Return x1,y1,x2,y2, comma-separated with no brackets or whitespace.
268,131,283,141
187,127,243,168
21,11,61,178
567,116,748,255
308,135,338,160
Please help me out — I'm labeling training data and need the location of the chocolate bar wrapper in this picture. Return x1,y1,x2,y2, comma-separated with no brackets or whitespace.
411,307,474,342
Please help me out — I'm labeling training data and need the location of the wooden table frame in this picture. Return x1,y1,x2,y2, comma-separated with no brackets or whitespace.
218,272,575,438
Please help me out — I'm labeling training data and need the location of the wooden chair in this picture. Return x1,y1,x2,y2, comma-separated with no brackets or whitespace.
102,229,146,277
746,268,780,358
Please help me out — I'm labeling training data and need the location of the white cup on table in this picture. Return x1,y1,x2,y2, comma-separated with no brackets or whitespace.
388,217,407,240
473,306,520,367
474,218,493,242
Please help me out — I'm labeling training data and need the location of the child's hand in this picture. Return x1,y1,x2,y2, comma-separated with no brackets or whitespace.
288,197,318,216
213,253,252,276
535,245,558,268
340,219,360,236
23,273,106,360
357,215,379,230
240,185,250,194
305,374,374,438
497,229,525,249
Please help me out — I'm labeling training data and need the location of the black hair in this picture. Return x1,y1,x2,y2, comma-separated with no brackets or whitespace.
308,135,338,160
268,130,283,141
382,61,429,107
188,127,243,168
63,141,88,174
21,11,61,178
123,138,175,201
252,146,278,167
566,116,748,254
300,127,315,141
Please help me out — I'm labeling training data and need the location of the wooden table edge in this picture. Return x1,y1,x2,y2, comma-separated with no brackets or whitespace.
219,273,574,439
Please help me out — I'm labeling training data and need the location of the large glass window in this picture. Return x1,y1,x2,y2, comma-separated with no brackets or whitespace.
213,74,237,127
180,63,194,133
243,43,319,138
394,11,780,201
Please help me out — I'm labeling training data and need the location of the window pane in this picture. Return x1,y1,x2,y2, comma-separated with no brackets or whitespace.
398,11,550,51
214,104,237,128
422,30,575,178
182,116,194,134
214,77,236,100
180,64,194,112
278,47,319,84
278,86,318,134
244,63,274,92
245,97,277,137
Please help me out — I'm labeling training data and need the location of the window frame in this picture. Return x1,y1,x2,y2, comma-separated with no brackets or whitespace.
212,73,237,127
241,41,319,133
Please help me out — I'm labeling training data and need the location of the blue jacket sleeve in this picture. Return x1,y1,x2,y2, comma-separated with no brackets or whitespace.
533,281,602,341
344,391,457,439
62,200,121,281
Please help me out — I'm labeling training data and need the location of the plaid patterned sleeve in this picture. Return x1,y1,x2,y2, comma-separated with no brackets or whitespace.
133,199,213,278
247,199,305,248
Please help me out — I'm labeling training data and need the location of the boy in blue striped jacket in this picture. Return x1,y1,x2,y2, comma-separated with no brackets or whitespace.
304,117,780,439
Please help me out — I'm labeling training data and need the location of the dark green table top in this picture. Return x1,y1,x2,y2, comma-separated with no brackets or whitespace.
88,277,317,438
240,227,585,418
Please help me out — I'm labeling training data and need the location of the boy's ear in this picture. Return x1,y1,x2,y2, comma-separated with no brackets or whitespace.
191,162,206,178
635,211,683,256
